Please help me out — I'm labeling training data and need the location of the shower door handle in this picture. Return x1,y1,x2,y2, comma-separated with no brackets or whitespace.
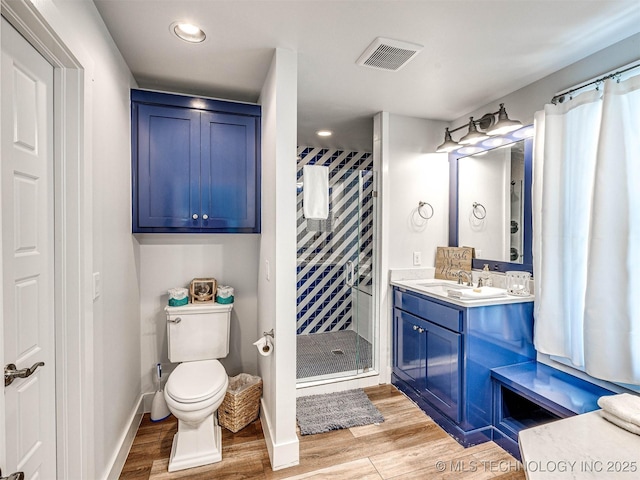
345,261,355,287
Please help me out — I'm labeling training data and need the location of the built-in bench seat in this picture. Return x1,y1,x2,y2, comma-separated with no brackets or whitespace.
490,361,616,459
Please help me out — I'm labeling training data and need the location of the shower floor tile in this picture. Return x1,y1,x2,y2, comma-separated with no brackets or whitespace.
297,330,372,380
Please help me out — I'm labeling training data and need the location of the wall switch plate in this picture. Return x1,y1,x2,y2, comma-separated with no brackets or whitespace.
413,251,422,266
92,272,101,300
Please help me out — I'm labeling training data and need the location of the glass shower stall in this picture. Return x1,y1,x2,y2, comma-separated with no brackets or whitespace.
295,147,378,384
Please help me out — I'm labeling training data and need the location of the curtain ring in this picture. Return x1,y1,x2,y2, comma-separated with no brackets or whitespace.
472,202,486,220
417,201,434,220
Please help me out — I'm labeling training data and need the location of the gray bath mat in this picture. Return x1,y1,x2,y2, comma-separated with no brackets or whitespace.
296,389,384,435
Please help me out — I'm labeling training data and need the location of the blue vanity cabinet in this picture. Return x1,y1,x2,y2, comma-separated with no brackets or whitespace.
132,89,261,233
393,309,427,392
392,286,535,447
393,307,462,422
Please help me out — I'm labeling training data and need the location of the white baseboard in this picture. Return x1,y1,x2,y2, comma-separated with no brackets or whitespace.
296,373,381,397
142,390,155,412
260,398,300,471
103,394,145,480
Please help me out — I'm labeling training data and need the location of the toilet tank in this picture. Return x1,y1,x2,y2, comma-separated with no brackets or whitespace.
165,303,233,362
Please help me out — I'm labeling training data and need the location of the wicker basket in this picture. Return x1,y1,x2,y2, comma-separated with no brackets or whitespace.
218,374,262,433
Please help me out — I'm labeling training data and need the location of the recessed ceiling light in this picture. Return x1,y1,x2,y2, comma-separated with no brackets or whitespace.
316,130,332,137
171,22,206,43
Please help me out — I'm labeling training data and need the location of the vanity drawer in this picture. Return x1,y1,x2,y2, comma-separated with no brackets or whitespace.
394,289,462,332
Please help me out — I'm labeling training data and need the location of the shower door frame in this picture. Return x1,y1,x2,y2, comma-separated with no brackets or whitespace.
296,166,380,387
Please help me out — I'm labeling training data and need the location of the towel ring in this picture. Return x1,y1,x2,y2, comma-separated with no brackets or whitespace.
417,201,434,220
472,202,486,220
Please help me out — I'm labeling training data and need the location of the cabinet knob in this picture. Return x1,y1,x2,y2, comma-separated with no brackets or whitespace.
192,214,199,220
418,327,425,333
202,214,209,220
413,325,418,331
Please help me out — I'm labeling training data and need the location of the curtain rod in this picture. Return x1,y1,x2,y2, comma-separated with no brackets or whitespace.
551,62,640,105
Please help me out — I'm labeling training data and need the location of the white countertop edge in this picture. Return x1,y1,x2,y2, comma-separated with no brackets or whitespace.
518,410,640,479
390,278,534,308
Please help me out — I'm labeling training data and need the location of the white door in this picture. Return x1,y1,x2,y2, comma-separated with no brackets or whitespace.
1,17,56,479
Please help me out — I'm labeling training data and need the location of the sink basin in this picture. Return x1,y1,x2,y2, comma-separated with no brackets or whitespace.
407,280,507,302
414,281,471,289
413,282,471,294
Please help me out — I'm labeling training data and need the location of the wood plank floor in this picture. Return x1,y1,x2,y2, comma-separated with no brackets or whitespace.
120,385,526,480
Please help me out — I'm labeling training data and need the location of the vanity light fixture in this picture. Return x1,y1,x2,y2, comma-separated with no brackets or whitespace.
316,130,333,137
456,145,484,155
487,103,523,135
458,117,489,145
171,22,206,43
436,103,522,153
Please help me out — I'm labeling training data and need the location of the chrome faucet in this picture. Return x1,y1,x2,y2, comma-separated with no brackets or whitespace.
457,270,473,287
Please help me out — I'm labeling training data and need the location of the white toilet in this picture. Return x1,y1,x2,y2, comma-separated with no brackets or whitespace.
163,302,233,472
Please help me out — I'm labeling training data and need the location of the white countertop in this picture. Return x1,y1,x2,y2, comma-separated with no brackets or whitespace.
390,278,534,308
519,410,640,479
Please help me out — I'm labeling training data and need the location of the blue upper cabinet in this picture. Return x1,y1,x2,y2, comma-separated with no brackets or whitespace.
132,89,261,233
200,112,257,230
136,104,201,229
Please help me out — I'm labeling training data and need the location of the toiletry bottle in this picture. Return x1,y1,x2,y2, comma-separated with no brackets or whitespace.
481,264,492,287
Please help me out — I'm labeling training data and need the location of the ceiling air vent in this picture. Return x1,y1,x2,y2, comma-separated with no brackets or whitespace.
356,37,423,71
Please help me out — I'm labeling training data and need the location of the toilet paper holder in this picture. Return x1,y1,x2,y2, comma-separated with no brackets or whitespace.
254,329,274,357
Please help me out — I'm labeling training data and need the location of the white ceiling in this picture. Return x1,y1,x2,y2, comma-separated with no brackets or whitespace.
94,0,640,151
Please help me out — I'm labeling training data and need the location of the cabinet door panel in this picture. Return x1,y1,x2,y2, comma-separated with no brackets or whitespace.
393,309,426,391
137,105,200,228
201,112,257,229
424,322,462,422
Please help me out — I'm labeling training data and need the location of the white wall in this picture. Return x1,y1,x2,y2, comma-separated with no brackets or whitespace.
377,113,450,382
257,48,299,470
9,1,142,478
138,235,260,393
386,114,450,270
56,4,141,478
454,33,640,126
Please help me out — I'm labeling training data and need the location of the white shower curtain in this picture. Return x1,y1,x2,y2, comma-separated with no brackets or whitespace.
534,74,640,384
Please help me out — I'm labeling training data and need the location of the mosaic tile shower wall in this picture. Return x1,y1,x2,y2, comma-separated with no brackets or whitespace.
296,146,374,335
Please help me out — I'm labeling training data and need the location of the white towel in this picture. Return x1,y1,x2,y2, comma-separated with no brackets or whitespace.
597,393,640,427
303,165,329,220
600,410,640,435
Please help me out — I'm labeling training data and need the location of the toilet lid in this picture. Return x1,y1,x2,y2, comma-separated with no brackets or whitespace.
166,359,227,404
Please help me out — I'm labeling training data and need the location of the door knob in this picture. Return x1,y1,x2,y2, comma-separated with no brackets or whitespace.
0,469,25,480
5,362,45,387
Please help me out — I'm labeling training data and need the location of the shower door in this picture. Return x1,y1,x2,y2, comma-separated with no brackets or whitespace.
347,170,376,378
296,165,377,383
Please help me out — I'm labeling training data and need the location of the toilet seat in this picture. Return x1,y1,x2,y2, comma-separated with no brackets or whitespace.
166,359,227,404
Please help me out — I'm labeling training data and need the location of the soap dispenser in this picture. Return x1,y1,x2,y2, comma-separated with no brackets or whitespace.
480,264,493,287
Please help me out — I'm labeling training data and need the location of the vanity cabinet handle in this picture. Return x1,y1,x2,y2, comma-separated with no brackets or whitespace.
192,214,199,220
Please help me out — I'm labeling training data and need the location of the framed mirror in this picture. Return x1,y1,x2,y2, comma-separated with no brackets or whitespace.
448,127,534,273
